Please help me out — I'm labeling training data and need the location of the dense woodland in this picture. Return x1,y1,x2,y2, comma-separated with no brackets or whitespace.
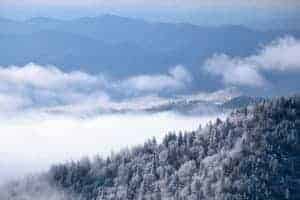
1,95,300,200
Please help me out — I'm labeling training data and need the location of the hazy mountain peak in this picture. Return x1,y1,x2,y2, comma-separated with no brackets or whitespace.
26,17,62,24
75,14,145,24
0,17,13,22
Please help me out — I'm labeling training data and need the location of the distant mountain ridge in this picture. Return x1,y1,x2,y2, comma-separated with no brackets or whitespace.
136,95,265,115
1,14,300,95
1,15,298,74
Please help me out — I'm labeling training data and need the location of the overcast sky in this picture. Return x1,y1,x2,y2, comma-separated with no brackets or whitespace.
1,0,299,27
2,0,300,8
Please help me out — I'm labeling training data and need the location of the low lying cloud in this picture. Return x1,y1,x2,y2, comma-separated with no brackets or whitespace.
0,111,224,184
0,63,233,184
0,63,99,89
0,63,193,115
204,36,300,87
0,174,76,200
204,54,267,87
253,37,300,71
120,65,192,93
0,63,107,114
0,61,239,117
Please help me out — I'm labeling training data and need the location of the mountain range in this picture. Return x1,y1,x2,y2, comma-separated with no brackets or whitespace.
1,14,300,95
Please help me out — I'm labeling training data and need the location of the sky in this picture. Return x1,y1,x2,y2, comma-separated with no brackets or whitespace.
1,0,300,28
2,0,300,7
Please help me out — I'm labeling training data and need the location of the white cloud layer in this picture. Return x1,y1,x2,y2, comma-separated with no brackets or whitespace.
0,62,233,184
0,64,98,89
0,110,224,184
121,65,192,92
0,63,192,115
204,54,267,87
253,37,300,71
204,36,300,87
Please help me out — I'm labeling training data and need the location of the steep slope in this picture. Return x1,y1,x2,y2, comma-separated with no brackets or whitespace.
1,95,300,200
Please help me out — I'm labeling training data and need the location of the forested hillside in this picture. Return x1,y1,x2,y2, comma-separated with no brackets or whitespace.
1,95,300,200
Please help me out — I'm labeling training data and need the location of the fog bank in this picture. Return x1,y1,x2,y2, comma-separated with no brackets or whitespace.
0,111,225,184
